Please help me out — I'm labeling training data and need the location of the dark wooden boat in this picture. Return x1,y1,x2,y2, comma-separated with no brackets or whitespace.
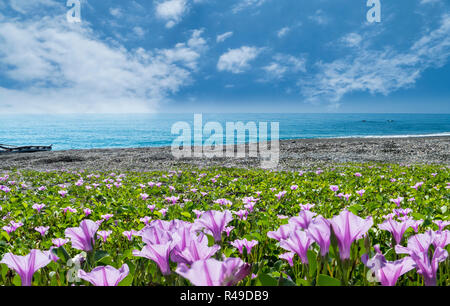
0,144,52,154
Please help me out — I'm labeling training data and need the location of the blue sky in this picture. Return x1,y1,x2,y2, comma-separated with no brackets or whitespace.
0,0,449,113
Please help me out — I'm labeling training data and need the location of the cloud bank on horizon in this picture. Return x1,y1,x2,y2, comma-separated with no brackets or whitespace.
0,0,449,113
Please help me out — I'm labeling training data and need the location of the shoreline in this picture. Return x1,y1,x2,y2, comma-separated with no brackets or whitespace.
1,136,449,171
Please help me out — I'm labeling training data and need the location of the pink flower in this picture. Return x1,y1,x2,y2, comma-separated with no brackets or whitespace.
330,185,339,192
230,238,258,255
101,214,114,221
83,208,92,217
35,226,49,236
97,230,112,243
122,230,138,241
78,264,129,286
52,238,69,247
140,216,152,225
356,189,366,197
32,203,46,213
275,191,287,200
279,252,295,267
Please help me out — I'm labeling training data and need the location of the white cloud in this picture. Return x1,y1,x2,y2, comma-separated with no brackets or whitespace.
160,29,207,70
341,33,362,47
9,0,60,14
216,31,233,43
133,26,146,38
308,9,329,25
155,0,189,28
0,16,207,113
109,7,123,18
232,0,268,13
217,46,262,74
277,27,290,38
300,14,450,106
262,54,306,80
420,0,441,4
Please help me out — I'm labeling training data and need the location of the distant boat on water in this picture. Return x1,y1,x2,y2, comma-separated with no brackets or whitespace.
0,144,52,154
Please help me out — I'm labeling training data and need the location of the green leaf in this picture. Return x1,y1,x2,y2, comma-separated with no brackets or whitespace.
55,246,70,263
295,278,310,286
12,274,21,286
307,250,317,278
257,274,278,286
317,274,341,286
94,250,110,262
278,277,296,286
180,211,191,219
118,274,133,286
1,232,10,242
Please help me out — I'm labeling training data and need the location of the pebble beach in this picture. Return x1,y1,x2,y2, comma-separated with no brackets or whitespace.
1,136,449,171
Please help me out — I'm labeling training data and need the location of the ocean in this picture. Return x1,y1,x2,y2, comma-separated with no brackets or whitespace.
0,113,449,151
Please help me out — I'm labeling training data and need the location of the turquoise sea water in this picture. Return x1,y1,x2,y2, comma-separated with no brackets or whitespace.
0,113,449,151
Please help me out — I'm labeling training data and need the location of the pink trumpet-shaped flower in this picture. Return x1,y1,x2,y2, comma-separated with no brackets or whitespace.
52,238,69,247
64,219,99,252
275,191,287,200
300,203,315,211
356,189,365,197
288,210,317,230
101,214,114,221
3,225,15,234
192,210,204,219
362,246,415,286
330,185,339,192
390,197,404,207
35,226,49,236
378,218,415,245
176,257,251,286
132,242,173,275
267,224,295,241
97,230,112,243
138,226,172,245
279,229,313,264
32,203,46,213
196,210,233,242
0,250,51,286
432,230,450,249
140,216,152,225
230,238,258,255
279,252,295,267
233,210,248,221
165,196,179,205
147,204,156,212
122,230,137,241
410,219,423,233
171,233,220,265
307,216,331,256
83,208,92,217
140,193,149,201
330,210,373,260
395,231,448,286
10,221,24,231
78,264,129,286
58,190,68,197
159,208,168,217
224,226,234,237
433,220,450,232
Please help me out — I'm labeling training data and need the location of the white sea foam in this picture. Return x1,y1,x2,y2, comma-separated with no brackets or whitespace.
335,132,450,139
